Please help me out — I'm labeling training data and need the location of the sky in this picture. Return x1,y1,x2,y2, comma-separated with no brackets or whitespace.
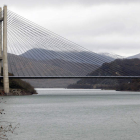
1,0,140,57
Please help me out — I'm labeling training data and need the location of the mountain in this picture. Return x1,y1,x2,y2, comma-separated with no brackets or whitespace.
98,52,124,59
7,53,96,88
21,48,114,65
8,53,98,76
7,49,122,88
68,59,140,91
127,53,140,59
7,52,98,88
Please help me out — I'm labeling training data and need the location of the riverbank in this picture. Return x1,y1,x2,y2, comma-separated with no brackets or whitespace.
0,89,38,96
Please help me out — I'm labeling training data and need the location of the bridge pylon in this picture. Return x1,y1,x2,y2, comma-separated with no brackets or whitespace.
0,5,9,94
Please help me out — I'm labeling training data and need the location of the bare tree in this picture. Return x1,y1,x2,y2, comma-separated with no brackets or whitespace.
0,98,19,140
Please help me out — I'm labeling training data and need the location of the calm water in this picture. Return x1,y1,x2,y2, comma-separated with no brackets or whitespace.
1,89,140,140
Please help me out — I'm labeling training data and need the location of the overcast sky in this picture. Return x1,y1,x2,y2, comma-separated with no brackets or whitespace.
1,0,140,57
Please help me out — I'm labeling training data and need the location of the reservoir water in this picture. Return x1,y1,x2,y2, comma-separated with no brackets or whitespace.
1,89,140,140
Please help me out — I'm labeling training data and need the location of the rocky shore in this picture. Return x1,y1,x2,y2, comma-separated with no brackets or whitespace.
0,89,37,96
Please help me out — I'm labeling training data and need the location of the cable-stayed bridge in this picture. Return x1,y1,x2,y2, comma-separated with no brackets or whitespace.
0,5,140,93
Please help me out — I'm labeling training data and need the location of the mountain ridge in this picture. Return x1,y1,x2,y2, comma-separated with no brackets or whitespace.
67,58,140,91
127,53,140,59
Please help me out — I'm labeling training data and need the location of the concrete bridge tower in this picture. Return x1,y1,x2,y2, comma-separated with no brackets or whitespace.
0,5,9,94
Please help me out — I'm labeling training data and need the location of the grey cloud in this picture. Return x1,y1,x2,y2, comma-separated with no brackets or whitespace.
1,0,140,8
54,17,140,39
0,0,140,57
79,42,140,56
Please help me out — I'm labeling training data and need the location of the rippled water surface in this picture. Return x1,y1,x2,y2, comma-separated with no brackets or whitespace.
1,89,140,140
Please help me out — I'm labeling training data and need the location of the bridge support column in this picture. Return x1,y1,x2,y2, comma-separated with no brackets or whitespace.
3,5,9,94
0,8,2,76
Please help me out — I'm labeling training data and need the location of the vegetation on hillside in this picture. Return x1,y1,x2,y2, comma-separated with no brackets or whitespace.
68,59,140,91
0,69,37,94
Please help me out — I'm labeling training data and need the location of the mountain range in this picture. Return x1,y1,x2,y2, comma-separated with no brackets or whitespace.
8,49,115,88
7,49,140,88
21,48,114,65
68,58,140,90
127,53,140,59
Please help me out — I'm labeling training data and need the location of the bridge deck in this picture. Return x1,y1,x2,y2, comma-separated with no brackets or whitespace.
0,76,140,79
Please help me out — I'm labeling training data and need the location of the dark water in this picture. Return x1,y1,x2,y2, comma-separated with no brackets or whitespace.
1,89,140,140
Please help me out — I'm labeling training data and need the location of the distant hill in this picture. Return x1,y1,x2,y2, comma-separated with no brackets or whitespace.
127,53,140,59
21,48,114,65
7,51,104,88
88,59,140,76
98,52,124,59
68,59,140,91
8,53,97,88
8,53,98,76
7,49,121,88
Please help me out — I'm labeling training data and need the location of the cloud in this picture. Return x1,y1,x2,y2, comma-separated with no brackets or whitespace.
1,0,140,8
1,0,140,56
35,4,140,56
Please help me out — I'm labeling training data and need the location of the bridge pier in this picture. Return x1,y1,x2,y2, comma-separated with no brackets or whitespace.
0,8,2,76
3,5,9,94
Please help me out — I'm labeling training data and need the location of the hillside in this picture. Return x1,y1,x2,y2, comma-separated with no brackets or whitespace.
7,49,127,88
128,53,140,59
98,52,124,59
7,53,99,88
0,70,37,95
68,59,140,91
21,48,114,65
8,53,97,76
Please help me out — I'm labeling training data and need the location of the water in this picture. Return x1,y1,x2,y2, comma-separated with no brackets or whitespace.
1,89,140,140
